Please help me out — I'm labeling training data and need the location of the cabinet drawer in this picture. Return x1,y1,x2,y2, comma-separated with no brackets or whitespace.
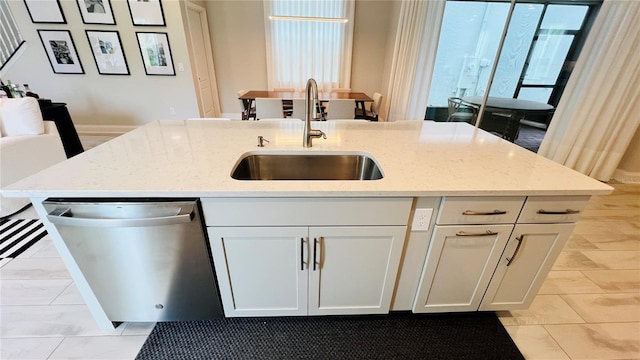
437,197,525,225
201,197,413,226
518,196,590,224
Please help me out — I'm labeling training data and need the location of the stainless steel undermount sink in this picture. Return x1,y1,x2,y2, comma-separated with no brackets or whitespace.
231,152,384,180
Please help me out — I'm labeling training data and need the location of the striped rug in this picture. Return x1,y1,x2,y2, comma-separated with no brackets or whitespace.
0,219,48,260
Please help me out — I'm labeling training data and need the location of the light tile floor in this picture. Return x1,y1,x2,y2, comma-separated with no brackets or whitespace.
500,183,640,359
1,135,638,359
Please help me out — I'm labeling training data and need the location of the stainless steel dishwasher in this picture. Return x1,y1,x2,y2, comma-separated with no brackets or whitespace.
43,199,223,322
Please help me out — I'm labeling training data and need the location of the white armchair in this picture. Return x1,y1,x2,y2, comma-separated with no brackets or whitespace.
0,98,66,217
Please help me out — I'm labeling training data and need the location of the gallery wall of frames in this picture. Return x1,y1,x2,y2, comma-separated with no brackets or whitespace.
24,0,175,76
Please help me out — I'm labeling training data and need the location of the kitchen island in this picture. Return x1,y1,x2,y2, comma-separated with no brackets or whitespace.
5,120,612,329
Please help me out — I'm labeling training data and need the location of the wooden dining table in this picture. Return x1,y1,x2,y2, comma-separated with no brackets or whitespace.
461,96,555,142
239,90,373,120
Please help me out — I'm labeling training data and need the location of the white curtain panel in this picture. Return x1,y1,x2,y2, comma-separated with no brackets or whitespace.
382,0,445,122
264,0,354,92
406,0,446,121
538,0,640,181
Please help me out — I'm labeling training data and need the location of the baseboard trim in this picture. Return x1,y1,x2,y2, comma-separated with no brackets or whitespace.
612,169,640,184
75,125,138,136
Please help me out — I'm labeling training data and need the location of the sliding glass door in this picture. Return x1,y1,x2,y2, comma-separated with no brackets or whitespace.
427,0,601,120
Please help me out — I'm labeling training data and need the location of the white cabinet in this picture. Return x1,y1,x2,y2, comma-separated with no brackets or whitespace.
480,223,576,310
436,196,525,225
478,196,589,311
412,224,514,313
412,195,589,313
208,226,406,317
518,196,590,224
308,226,406,315
208,227,308,317
202,196,413,317
412,197,524,313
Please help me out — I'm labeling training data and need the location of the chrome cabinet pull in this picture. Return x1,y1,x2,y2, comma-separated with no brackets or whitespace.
313,238,318,271
300,238,304,271
455,230,499,237
506,235,524,266
462,210,507,216
537,209,580,215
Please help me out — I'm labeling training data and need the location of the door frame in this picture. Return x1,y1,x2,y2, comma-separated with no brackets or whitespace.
184,1,222,117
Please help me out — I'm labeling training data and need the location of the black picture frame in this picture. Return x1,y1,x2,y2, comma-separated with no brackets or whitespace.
76,0,116,25
85,30,130,75
37,30,84,74
24,0,66,24
127,0,166,26
135,32,175,76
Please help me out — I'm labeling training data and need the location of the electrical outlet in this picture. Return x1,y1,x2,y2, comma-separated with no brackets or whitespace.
169,107,176,115
412,208,433,231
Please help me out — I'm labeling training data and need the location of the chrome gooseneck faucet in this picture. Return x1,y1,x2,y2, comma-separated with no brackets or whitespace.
304,78,326,148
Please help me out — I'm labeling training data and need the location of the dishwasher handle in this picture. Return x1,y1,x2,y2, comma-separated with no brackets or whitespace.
47,205,195,228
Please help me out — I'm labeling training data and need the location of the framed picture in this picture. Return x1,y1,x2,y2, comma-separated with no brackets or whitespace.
37,30,84,74
24,0,66,24
76,0,115,25
86,30,130,75
136,32,175,76
127,0,166,26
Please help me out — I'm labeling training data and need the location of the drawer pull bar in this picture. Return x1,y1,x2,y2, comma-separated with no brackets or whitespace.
537,209,580,215
462,210,507,216
313,238,318,271
506,235,524,266
300,238,305,271
456,230,498,237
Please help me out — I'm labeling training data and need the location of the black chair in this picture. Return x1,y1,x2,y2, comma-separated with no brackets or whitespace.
478,110,524,142
520,108,556,130
237,90,256,120
274,88,295,117
447,97,479,123
355,92,383,121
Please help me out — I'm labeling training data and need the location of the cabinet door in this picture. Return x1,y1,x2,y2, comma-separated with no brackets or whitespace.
208,227,308,317
413,224,514,313
480,223,575,310
308,226,407,315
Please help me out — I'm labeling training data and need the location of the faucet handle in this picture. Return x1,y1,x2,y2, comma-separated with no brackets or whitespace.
309,129,326,140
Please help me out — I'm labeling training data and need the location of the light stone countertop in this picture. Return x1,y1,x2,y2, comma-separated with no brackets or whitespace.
4,120,613,198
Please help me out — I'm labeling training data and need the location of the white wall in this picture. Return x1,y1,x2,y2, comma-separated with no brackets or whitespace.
4,0,396,124
351,0,394,101
5,0,200,127
206,0,396,116
206,0,268,117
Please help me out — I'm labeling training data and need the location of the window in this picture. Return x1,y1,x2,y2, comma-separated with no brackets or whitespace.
427,0,601,109
516,4,592,105
0,0,26,71
264,0,355,91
